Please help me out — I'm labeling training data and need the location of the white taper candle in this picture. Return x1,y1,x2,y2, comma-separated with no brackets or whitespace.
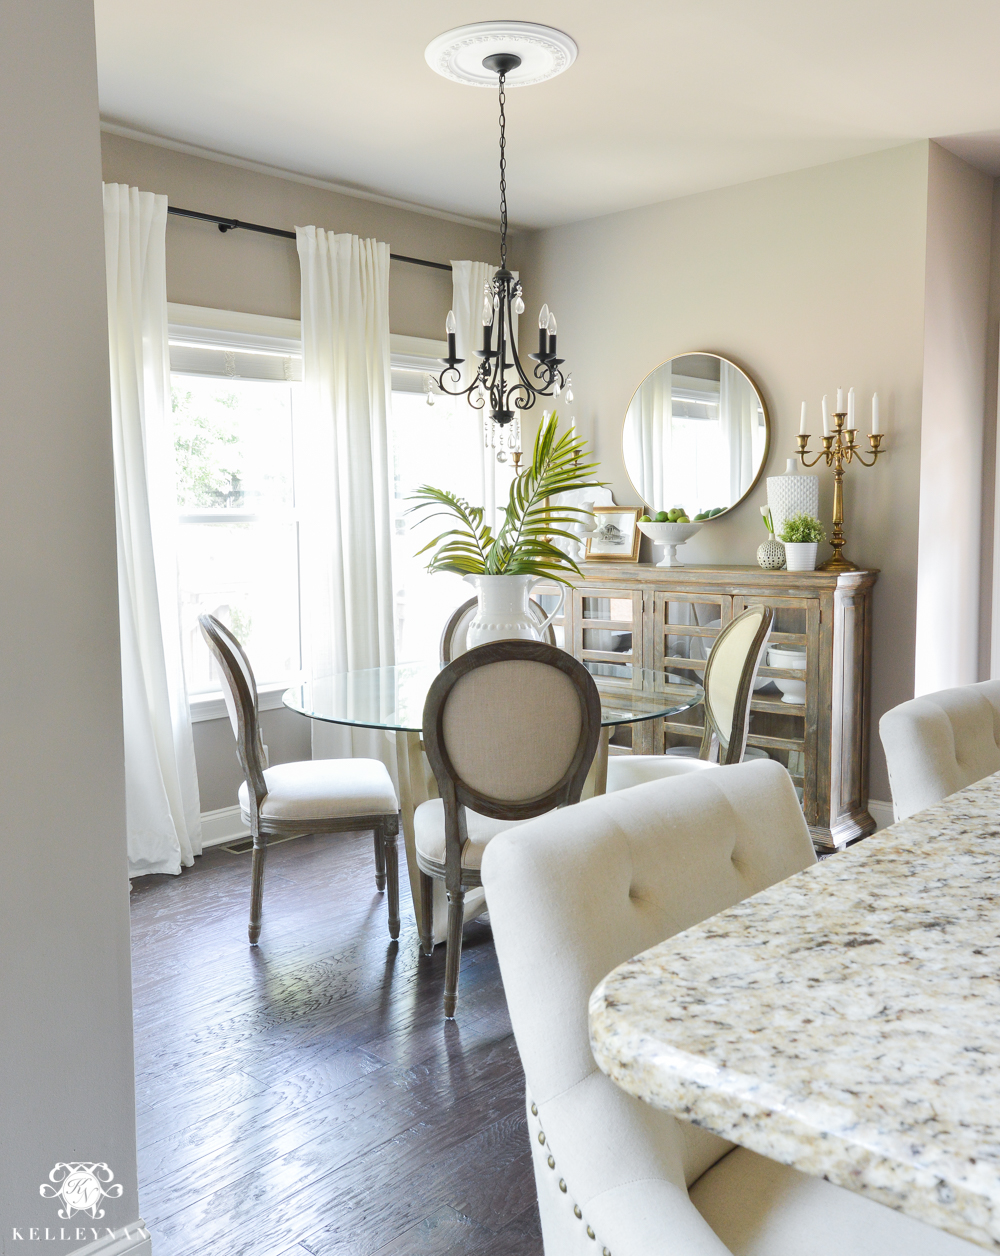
800,401,807,434
872,393,881,435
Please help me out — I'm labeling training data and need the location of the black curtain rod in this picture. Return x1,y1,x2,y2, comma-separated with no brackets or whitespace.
166,206,453,272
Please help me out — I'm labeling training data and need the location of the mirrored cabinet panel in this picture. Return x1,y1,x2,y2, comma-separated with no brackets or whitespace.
553,564,877,851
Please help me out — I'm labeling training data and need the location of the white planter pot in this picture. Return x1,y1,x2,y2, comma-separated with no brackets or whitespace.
783,542,818,571
464,574,565,649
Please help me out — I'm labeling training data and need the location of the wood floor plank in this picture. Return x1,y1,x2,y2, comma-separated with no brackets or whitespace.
130,829,541,1256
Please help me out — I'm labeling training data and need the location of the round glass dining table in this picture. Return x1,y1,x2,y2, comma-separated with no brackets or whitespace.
283,662,702,735
283,663,703,945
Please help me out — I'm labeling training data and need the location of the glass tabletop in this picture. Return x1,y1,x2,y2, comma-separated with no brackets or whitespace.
283,662,703,733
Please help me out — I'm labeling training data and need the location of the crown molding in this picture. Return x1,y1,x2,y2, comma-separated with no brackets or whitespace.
100,120,503,233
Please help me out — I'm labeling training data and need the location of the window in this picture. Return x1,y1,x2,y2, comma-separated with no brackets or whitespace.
168,312,517,698
168,308,303,699
388,355,516,663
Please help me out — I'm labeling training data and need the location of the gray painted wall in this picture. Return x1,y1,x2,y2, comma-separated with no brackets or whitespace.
0,6,143,1251
525,144,934,802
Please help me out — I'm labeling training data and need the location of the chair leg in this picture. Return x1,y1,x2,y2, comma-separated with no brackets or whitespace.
248,835,268,945
372,825,387,892
418,871,435,957
382,816,400,941
443,887,466,1019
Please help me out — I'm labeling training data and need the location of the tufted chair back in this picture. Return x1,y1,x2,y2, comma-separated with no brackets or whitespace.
880,680,1000,822
480,759,815,1256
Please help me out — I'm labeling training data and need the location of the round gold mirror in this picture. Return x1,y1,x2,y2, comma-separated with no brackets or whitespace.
622,353,769,520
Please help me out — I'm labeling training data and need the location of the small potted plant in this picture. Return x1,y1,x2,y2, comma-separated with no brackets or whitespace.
778,511,826,571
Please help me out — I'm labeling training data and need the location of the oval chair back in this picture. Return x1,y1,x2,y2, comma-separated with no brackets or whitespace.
440,596,558,665
198,613,267,811
422,639,602,1016
700,605,773,764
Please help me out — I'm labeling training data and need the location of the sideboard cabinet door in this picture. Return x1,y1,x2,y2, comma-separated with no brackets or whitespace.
577,564,877,850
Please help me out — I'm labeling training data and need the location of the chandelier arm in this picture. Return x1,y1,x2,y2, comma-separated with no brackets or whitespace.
505,287,556,397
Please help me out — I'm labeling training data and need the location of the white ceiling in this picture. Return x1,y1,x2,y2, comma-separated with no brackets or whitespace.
95,1,1000,230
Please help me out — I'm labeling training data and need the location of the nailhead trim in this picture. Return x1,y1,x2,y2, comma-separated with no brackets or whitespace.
530,1101,608,1255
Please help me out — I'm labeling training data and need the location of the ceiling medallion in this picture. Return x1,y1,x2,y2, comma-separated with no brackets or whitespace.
424,21,577,88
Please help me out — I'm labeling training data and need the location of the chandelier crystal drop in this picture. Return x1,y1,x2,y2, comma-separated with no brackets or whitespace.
435,52,569,429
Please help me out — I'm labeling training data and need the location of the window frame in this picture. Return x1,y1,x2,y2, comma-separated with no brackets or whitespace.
169,305,445,715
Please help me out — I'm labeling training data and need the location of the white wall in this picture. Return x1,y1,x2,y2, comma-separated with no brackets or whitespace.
524,144,931,801
914,143,993,696
0,7,145,1253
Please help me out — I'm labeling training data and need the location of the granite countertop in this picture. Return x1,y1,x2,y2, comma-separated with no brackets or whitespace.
589,772,1000,1251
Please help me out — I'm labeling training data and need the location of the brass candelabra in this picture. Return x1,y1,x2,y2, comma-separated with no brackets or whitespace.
796,412,885,572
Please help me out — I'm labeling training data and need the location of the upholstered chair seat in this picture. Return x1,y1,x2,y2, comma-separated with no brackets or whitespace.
481,760,979,1256
238,759,398,824
880,679,1000,820
413,797,521,875
199,613,401,944
606,606,772,794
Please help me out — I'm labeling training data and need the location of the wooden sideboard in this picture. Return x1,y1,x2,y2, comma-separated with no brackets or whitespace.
536,564,878,850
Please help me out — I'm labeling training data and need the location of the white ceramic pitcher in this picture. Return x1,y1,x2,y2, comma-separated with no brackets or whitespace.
464,573,566,649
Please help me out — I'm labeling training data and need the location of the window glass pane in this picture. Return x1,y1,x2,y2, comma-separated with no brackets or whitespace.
178,521,300,693
172,374,294,511
171,372,300,693
389,387,515,663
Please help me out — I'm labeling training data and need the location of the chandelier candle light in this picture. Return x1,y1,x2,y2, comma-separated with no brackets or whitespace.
427,23,575,441
796,387,885,571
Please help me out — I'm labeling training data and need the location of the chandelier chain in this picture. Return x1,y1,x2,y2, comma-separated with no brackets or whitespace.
498,73,508,270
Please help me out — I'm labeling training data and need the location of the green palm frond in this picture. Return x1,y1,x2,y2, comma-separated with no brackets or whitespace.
406,413,605,585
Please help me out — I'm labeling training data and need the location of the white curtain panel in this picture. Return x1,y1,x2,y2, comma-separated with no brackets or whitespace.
451,260,498,523
296,226,395,770
720,360,759,502
629,361,672,511
103,183,202,876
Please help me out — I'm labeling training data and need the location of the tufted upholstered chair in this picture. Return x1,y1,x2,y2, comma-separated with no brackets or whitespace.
880,680,1000,822
440,595,557,664
481,760,979,1256
606,605,772,793
418,640,601,1018
199,614,401,945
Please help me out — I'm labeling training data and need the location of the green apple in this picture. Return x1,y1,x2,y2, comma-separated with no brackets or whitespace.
654,510,669,523
638,513,651,522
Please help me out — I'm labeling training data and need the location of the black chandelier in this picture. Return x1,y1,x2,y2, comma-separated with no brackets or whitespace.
435,52,571,430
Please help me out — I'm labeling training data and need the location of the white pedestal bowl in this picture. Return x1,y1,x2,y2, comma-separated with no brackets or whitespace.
637,521,704,567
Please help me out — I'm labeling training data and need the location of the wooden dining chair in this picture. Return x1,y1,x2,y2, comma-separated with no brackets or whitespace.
607,604,774,791
198,614,401,945
417,640,602,1017
440,595,557,665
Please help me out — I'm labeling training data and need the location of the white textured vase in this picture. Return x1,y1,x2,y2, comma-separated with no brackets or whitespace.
767,459,819,539
464,574,565,649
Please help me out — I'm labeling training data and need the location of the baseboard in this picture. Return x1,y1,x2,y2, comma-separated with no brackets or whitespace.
200,804,249,849
868,799,894,831
64,1221,151,1256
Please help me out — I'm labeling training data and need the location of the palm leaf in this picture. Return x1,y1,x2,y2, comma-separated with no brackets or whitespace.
406,412,606,584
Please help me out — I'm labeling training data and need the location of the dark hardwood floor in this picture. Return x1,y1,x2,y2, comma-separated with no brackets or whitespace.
129,829,541,1256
